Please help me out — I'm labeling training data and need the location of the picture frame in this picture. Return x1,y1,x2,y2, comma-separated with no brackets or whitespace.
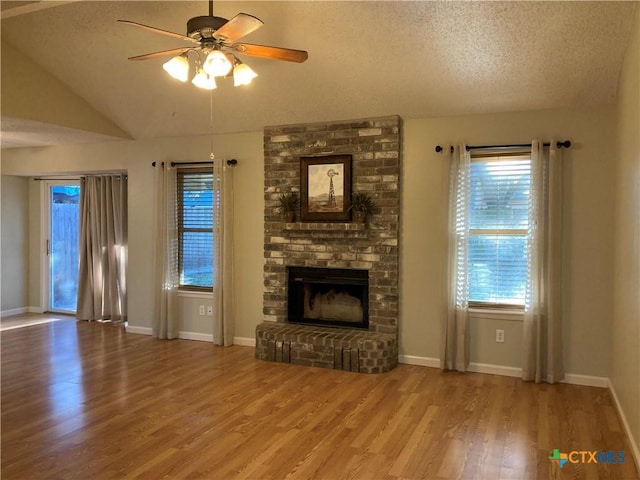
300,154,352,222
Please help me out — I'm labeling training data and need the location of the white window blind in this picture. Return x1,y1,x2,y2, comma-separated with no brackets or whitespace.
177,169,213,289
468,154,530,307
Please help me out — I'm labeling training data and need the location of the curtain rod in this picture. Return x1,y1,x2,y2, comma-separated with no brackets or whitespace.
151,159,238,167
33,174,127,181
434,140,571,153
33,177,80,181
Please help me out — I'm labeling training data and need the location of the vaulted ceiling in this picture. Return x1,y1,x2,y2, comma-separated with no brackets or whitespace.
1,1,637,148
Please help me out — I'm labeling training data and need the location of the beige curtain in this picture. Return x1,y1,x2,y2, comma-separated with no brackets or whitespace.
212,160,235,346
522,140,564,383
441,145,471,372
76,175,128,322
152,163,180,339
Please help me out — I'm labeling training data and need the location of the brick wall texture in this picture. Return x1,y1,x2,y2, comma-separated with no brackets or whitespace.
258,115,401,373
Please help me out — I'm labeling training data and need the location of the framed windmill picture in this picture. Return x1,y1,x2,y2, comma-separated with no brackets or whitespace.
300,155,352,222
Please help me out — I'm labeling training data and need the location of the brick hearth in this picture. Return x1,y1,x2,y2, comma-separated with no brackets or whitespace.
255,323,397,374
256,115,401,373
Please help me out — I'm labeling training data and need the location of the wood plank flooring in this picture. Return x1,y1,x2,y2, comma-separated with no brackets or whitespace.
1,315,638,480
0,312,69,331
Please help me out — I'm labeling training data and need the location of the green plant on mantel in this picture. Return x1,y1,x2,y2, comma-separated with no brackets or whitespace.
349,192,375,223
278,191,300,222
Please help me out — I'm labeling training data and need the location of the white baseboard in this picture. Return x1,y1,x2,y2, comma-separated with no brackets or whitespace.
1,306,57,317
468,362,522,378
562,373,609,388
398,355,439,368
179,331,213,342
398,355,522,377
124,327,214,342
124,327,256,347
398,355,608,386
122,326,215,342
234,336,256,347
125,325,152,335
0,307,28,317
176,334,255,346
608,379,640,473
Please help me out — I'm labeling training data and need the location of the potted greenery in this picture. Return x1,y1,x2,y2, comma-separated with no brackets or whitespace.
349,192,375,223
278,191,299,222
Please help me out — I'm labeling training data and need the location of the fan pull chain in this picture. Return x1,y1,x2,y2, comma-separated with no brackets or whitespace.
209,89,215,161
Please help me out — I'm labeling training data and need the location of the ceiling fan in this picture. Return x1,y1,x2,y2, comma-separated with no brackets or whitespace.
118,0,308,89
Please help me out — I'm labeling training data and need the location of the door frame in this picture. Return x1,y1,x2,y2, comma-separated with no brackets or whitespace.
40,179,81,313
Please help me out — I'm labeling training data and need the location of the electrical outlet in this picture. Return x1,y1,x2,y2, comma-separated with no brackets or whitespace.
496,329,505,343
207,306,213,316
199,305,205,316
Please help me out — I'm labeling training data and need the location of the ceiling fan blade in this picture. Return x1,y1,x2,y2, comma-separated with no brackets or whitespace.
127,47,191,61
213,13,263,43
117,19,199,45
232,43,308,63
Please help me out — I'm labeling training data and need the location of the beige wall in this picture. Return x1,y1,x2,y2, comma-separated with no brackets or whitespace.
1,133,264,339
1,175,30,313
612,5,640,464
1,40,129,140
0,106,618,379
402,107,616,377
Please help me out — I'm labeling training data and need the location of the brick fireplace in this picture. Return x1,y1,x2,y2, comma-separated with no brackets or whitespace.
255,115,401,373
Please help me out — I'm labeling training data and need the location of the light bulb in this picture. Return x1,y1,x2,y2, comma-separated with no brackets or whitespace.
192,69,217,90
203,50,232,77
162,55,189,82
233,63,258,86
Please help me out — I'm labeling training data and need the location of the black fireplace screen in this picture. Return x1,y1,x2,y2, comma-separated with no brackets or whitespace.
287,267,368,329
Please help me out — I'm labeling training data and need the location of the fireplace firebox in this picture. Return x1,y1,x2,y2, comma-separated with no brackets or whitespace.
287,267,369,329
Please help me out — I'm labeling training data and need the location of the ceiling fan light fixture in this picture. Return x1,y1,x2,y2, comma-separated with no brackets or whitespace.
233,62,258,86
121,7,308,90
203,50,232,77
162,54,190,82
192,69,217,90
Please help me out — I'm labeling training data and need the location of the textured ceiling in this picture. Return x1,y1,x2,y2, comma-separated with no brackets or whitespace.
0,1,637,148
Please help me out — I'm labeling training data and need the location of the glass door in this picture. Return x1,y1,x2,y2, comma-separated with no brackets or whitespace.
47,182,80,313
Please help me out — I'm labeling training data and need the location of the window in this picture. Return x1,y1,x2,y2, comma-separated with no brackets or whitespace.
177,169,213,290
468,153,530,308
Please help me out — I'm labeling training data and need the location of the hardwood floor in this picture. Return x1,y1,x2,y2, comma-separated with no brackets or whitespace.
1,316,638,480
0,312,70,331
